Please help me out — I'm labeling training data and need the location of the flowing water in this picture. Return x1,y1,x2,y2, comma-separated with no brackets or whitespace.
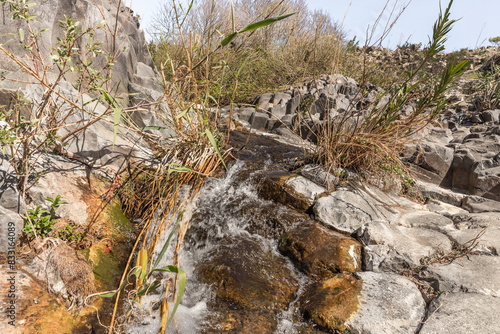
125,132,322,333
125,169,317,332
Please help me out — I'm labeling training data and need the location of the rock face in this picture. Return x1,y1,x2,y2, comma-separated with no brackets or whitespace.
421,255,500,297
0,0,152,103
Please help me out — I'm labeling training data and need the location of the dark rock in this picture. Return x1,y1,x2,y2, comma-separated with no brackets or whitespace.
482,109,500,123
286,95,301,114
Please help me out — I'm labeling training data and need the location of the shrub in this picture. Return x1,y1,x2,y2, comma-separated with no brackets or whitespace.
312,0,469,182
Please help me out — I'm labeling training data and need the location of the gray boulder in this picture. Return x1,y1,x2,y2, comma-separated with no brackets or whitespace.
347,272,425,334
359,221,453,272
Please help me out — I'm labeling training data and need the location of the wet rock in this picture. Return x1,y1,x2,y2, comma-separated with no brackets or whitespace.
257,171,322,210
197,237,298,311
279,222,362,278
202,301,277,334
25,239,96,307
421,255,500,297
299,273,362,332
359,221,453,272
419,292,500,334
346,272,425,334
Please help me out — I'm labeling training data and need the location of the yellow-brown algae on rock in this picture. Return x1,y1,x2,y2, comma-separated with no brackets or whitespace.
279,222,362,278
299,273,362,332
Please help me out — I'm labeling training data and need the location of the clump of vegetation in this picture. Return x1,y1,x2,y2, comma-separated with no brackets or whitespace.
57,224,87,243
23,195,68,239
311,0,469,183
475,64,500,110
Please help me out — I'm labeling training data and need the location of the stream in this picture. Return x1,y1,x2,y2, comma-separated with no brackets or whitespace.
125,132,332,334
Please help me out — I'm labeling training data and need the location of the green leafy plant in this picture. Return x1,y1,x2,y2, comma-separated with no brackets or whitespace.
23,195,68,239
57,224,87,243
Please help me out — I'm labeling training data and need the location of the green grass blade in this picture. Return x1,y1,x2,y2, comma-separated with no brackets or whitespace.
205,129,226,169
152,213,183,271
237,12,296,34
230,0,235,33
99,88,122,146
221,32,237,47
153,266,186,330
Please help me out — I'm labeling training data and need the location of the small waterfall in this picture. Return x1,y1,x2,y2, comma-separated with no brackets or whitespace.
125,159,312,333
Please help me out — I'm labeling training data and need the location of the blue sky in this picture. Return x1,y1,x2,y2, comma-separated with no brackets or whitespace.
129,0,500,51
